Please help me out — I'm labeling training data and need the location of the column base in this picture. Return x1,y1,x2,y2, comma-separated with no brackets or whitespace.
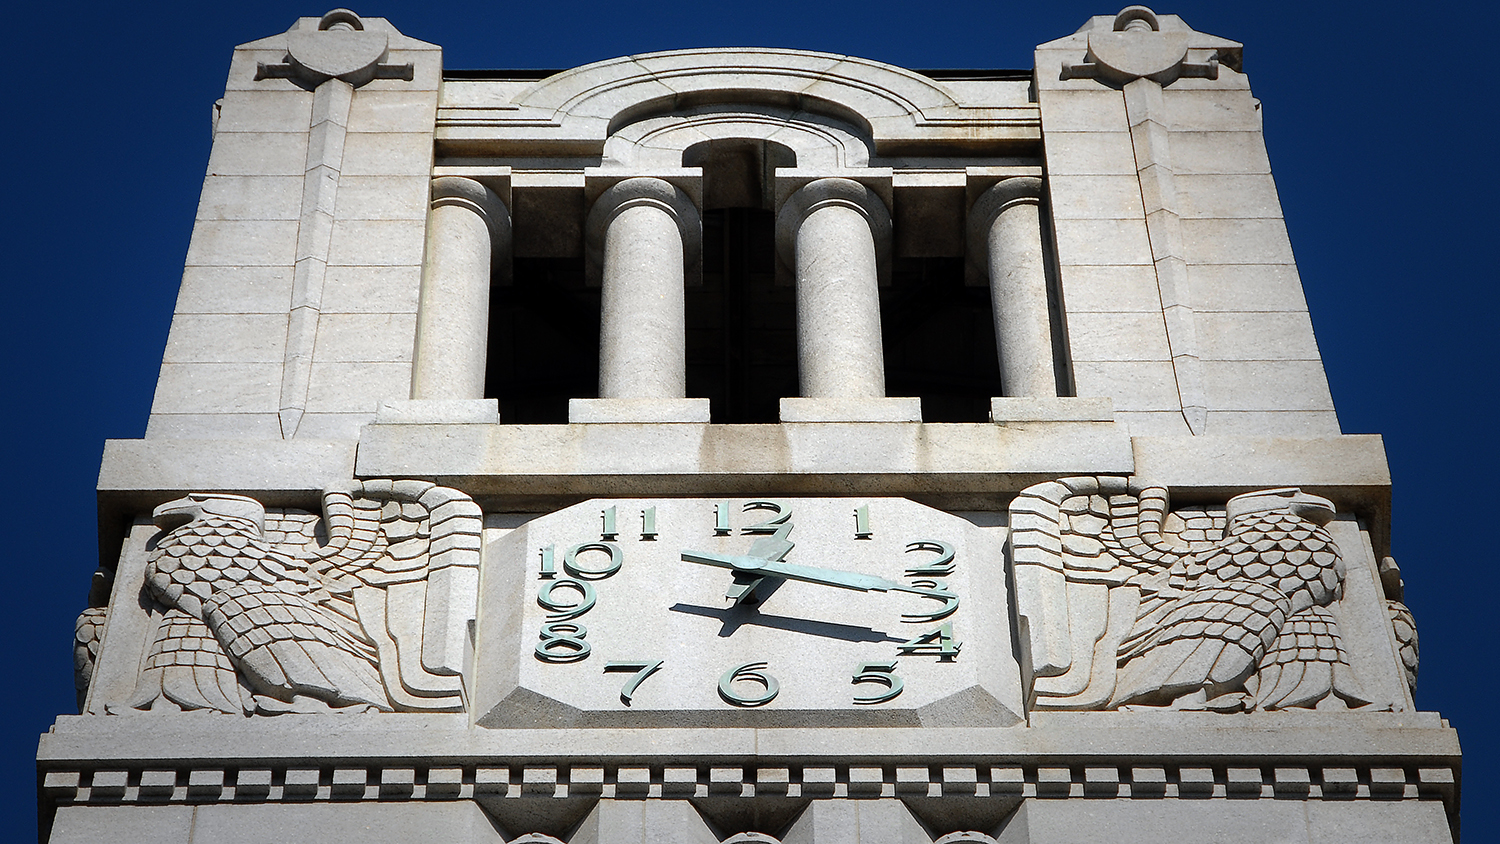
568,398,711,423
375,399,502,424
990,396,1115,423
779,397,922,423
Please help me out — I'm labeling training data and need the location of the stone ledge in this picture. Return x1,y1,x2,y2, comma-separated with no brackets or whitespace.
779,397,923,423
376,399,502,424
568,398,712,424
991,396,1115,423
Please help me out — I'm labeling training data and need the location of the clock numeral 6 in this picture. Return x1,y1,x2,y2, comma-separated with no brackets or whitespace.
851,660,903,704
536,622,590,663
897,622,962,661
718,661,779,707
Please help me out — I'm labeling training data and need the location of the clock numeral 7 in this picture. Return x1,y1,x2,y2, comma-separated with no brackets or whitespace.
605,660,663,706
851,660,903,704
897,622,961,661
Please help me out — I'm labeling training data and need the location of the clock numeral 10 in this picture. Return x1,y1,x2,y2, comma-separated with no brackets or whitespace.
851,660,903,704
601,506,618,541
898,622,962,661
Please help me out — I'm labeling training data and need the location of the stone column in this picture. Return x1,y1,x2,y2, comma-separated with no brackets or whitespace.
586,178,700,399
970,177,1058,397
411,177,510,401
775,178,892,398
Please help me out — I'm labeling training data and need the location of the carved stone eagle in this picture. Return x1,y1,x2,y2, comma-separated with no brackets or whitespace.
117,481,480,715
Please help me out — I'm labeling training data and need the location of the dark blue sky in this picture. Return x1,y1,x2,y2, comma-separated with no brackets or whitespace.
5,1,1494,839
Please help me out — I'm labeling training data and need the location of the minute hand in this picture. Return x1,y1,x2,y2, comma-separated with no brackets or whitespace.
680,550,941,596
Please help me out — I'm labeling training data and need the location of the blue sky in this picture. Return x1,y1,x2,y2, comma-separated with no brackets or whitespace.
4,1,1494,839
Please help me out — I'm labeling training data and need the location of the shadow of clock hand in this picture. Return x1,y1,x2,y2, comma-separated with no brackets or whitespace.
670,602,904,643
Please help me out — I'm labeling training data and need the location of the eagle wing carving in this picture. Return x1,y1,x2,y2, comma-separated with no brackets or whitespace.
118,480,480,715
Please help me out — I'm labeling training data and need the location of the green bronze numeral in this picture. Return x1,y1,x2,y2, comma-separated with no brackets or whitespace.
901,580,959,622
601,506,618,541
538,544,556,579
715,500,732,536
605,660,664,705
538,578,596,621
854,504,872,539
563,541,623,579
851,660,903,704
641,506,657,541
741,500,791,534
897,622,961,661
904,539,954,576
718,661,779,707
535,622,590,662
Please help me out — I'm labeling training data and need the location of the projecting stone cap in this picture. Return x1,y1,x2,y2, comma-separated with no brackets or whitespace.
233,9,439,92
1039,6,1243,88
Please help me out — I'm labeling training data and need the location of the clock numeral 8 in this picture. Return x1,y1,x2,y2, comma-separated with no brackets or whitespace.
536,622,591,663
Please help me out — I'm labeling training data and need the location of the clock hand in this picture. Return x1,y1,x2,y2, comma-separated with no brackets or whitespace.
680,550,955,598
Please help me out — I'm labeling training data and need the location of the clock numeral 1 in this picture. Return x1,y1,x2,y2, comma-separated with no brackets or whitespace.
718,661,779,707
715,500,732,536
851,660,903,704
605,659,663,705
539,544,556,579
601,506,618,541
854,504,872,539
897,622,962,661
641,506,657,541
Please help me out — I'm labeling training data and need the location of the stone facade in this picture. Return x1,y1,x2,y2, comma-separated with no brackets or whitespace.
43,7,1459,843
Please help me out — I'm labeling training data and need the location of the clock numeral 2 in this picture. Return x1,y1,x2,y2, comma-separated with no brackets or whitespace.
605,660,663,705
898,622,962,661
851,660,903,704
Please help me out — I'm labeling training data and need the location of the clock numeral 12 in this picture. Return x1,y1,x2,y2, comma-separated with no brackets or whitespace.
605,659,663,705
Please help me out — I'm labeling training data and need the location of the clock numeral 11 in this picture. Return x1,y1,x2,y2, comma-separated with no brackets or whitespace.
854,504,872,539
601,506,618,541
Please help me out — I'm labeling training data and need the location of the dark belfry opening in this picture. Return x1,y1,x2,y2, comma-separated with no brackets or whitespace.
485,256,599,423
880,258,1004,422
684,139,798,423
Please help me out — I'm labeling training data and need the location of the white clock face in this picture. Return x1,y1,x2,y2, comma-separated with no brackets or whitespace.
473,498,1024,728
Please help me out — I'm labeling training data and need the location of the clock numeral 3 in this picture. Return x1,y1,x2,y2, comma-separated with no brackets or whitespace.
718,661,779,707
851,660,903,704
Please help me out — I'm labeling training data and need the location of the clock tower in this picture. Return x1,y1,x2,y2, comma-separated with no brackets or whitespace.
43,7,1459,843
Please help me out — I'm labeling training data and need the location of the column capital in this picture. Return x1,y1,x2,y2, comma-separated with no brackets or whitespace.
585,177,702,285
430,176,512,276
775,177,892,283
967,176,1045,275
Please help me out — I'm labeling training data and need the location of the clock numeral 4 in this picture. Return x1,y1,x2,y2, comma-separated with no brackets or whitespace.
605,659,663,706
897,622,961,661
851,660,903,704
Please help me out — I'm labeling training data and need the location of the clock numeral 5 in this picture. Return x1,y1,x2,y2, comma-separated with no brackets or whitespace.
851,660,903,704
897,622,962,661
605,659,664,705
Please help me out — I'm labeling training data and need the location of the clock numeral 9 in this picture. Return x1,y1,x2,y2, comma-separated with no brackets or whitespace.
718,661,779,707
538,578,596,621
851,660,903,704
536,622,590,663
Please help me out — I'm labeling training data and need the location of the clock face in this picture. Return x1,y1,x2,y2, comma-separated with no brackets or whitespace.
473,498,1024,728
